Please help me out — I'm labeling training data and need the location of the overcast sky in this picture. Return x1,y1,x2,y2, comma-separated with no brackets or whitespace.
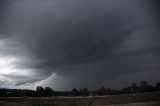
0,0,160,90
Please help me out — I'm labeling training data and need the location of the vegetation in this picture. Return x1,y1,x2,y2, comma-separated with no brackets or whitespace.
0,81,160,106
0,92,160,106
0,81,160,97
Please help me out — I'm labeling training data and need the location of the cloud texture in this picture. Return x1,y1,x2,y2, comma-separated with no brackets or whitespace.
0,0,160,90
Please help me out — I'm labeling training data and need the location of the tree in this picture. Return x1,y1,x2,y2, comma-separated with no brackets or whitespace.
106,88,112,95
71,88,79,96
97,86,106,95
140,81,148,87
45,87,54,96
36,86,45,96
156,82,160,90
131,83,138,93
79,88,89,96
132,83,137,88
139,81,149,92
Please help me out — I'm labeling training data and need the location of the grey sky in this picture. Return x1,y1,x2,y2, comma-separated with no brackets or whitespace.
0,0,160,90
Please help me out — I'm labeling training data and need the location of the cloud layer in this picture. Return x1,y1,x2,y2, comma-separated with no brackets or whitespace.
0,0,160,90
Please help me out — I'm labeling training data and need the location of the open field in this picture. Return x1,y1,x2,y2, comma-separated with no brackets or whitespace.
0,92,160,106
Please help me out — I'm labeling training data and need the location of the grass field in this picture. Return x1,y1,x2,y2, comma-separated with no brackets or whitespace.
0,91,160,106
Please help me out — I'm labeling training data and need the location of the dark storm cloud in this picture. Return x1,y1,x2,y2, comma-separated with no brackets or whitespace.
0,0,160,90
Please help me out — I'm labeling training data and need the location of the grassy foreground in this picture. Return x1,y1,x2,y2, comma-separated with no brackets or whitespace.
0,91,160,106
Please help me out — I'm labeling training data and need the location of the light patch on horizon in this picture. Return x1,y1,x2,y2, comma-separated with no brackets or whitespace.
0,56,34,88
0,55,47,88
0,39,44,88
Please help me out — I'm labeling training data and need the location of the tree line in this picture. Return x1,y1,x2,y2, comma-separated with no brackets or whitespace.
0,81,160,97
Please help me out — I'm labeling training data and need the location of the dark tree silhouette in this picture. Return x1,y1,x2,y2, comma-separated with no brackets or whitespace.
156,82,160,90
0,81,160,97
140,81,148,87
97,86,107,95
131,83,138,93
71,88,79,96
79,88,89,96
36,86,45,96
140,81,148,92
45,87,54,96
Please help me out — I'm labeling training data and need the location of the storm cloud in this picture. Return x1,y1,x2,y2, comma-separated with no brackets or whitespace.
0,0,160,90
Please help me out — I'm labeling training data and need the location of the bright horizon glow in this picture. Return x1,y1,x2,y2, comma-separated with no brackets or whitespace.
0,56,43,89
0,56,34,78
